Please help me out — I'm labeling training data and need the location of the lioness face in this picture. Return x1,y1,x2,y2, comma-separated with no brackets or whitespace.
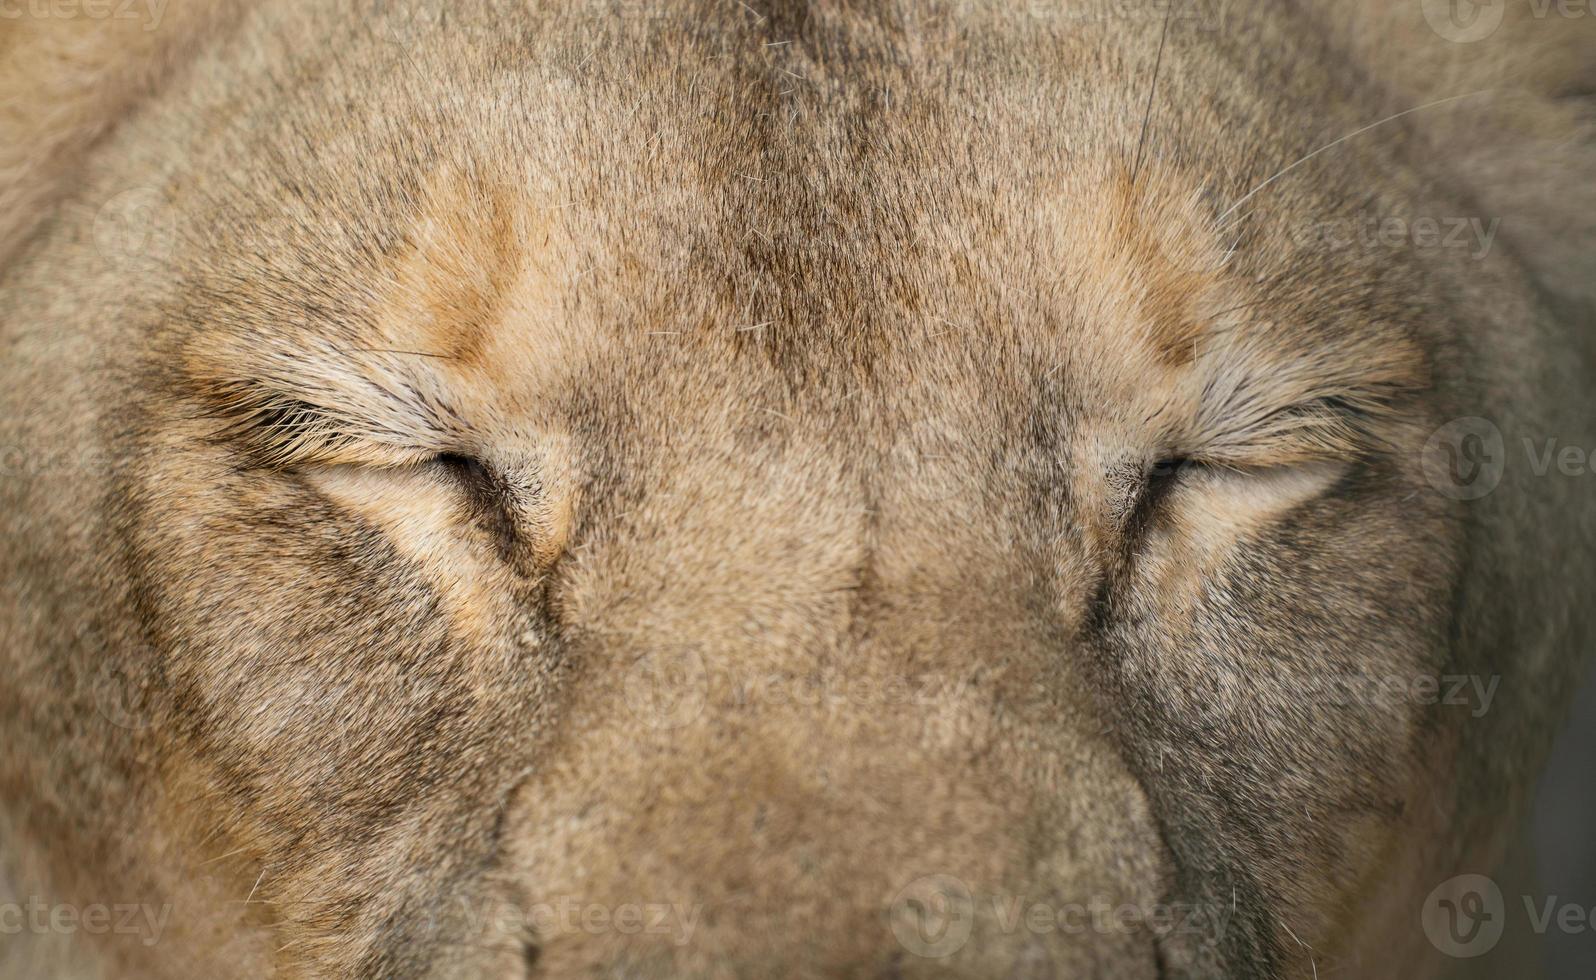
2,1,1593,978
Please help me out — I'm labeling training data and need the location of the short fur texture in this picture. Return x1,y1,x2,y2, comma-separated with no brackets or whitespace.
2,1,1593,977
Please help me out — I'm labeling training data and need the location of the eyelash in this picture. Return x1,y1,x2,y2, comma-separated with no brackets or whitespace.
435,451,493,487
1127,456,1195,536
434,452,530,562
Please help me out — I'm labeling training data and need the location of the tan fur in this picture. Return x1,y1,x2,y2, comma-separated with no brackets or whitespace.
2,2,1594,978
0,1,242,266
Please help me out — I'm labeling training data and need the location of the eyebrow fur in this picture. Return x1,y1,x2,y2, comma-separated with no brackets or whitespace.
185,339,462,469
1176,329,1429,468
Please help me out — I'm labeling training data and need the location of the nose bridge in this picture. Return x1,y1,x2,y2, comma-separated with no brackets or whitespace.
558,404,1071,742
512,578,1169,975
503,391,1172,973
556,402,863,674
504,653,1170,977
550,377,1112,781
561,369,1067,662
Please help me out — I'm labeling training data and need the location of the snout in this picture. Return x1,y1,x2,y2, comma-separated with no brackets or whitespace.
493,664,1177,978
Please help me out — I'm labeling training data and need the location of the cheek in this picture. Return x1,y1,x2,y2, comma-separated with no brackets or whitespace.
1102,479,1457,949
1110,457,1458,816
129,460,473,803
307,465,534,650
1136,461,1351,618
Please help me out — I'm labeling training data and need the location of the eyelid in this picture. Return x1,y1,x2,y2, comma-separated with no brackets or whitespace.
1187,393,1409,471
435,451,490,481
1121,455,1195,536
1176,459,1353,521
193,364,460,471
1145,455,1202,480
1131,450,1347,524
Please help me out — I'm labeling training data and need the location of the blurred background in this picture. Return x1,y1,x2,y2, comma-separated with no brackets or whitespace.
1532,658,1596,979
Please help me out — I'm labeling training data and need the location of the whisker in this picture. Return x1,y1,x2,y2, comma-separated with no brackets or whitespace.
1131,3,1175,186
346,346,459,360
1217,90,1492,225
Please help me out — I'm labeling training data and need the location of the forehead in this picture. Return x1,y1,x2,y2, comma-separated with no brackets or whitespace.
180,0,1421,470
349,15,1243,432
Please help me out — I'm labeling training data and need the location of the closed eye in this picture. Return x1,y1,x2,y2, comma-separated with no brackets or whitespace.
435,451,495,491
1144,455,1190,503
1123,452,1350,558
432,452,538,567
186,348,573,573
1125,455,1199,539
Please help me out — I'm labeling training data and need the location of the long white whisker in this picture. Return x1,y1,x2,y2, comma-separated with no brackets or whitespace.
1217,90,1491,225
